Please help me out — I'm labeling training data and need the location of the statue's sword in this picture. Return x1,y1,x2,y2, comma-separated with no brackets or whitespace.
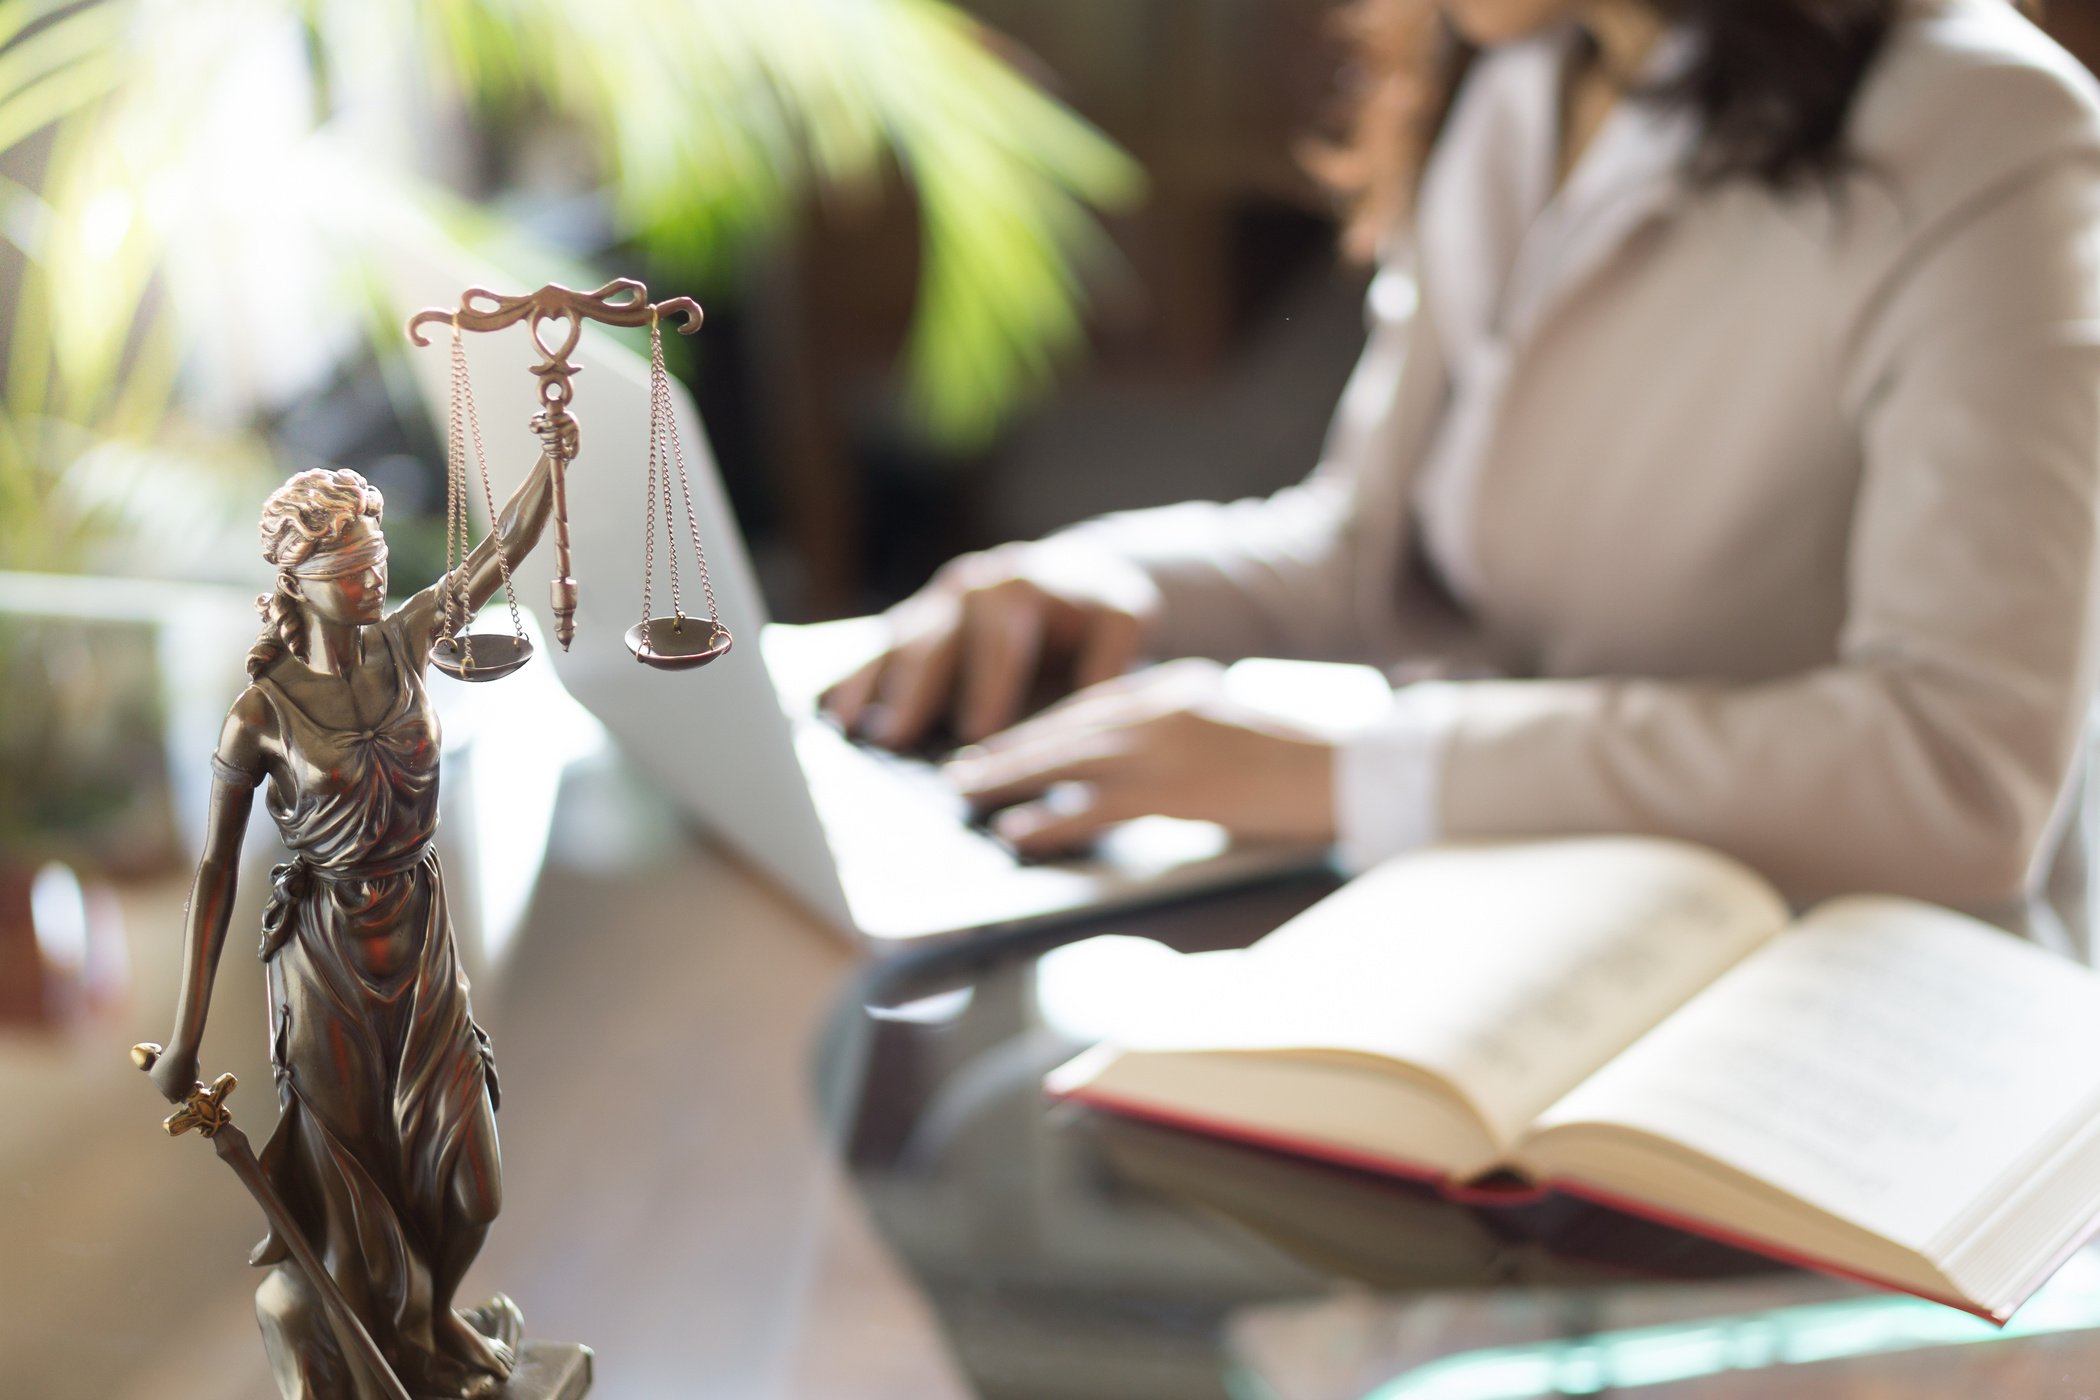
131,1043,411,1400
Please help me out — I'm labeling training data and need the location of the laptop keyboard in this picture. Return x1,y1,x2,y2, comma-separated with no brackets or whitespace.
798,718,1029,868
855,737,1033,852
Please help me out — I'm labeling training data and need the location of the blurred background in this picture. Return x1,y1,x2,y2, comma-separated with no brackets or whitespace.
3,0,2100,1035
0,0,1366,1024
9,6,2100,1397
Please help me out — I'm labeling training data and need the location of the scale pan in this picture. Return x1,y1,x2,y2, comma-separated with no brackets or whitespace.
431,634,534,682
626,617,733,670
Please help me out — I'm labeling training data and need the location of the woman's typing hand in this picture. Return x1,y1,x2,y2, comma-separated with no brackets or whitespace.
942,659,1338,859
821,542,1162,751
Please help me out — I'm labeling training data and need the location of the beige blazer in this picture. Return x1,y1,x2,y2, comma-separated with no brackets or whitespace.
1063,0,2100,914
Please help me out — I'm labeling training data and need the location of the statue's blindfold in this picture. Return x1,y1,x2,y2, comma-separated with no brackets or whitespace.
289,535,389,579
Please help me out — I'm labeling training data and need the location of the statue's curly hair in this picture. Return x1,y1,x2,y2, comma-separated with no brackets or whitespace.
246,468,385,679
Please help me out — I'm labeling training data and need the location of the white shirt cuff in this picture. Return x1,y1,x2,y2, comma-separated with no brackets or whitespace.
1333,681,1462,876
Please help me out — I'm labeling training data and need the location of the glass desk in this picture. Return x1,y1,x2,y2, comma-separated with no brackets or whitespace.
815,873,2100,1400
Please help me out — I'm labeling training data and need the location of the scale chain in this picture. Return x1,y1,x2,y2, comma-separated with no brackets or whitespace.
642,317,722,639
446,321,527,675
444,327,468,647
665,346,722,632
655,325,682,621
640,328,662,644
460,330,528,651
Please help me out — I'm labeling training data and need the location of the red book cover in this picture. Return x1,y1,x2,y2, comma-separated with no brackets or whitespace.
1052,1078,2100,1325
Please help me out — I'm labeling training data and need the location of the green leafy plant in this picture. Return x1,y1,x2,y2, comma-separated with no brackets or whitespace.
0,0,1142,571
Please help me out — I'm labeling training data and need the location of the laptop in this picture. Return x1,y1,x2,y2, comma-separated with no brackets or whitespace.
378,225,1347,948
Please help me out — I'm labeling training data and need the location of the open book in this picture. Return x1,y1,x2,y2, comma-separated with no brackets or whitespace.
1046,838,2100,1322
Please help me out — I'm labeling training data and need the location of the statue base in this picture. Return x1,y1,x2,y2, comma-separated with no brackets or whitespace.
496,1343,593,1399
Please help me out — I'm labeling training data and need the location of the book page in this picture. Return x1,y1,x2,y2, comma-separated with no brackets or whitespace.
1109,839,1787,1150
1527,897,2100,1254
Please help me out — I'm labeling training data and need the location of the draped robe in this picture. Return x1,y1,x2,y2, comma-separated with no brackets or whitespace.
233,612,502,1398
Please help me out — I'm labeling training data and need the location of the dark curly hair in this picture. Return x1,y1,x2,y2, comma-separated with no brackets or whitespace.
1313,0,2045,259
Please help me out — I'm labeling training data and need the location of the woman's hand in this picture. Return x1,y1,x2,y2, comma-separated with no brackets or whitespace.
943,659,1337,858
821,542,1162,750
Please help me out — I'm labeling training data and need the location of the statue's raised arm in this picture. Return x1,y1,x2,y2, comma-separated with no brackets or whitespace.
397,411,574,666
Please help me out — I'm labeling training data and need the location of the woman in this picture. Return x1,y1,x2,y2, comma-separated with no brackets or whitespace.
148,413,571,1398
827,0,2100,923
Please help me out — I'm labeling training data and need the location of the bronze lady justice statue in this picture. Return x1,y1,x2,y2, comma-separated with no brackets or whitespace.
145,411,572,1399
